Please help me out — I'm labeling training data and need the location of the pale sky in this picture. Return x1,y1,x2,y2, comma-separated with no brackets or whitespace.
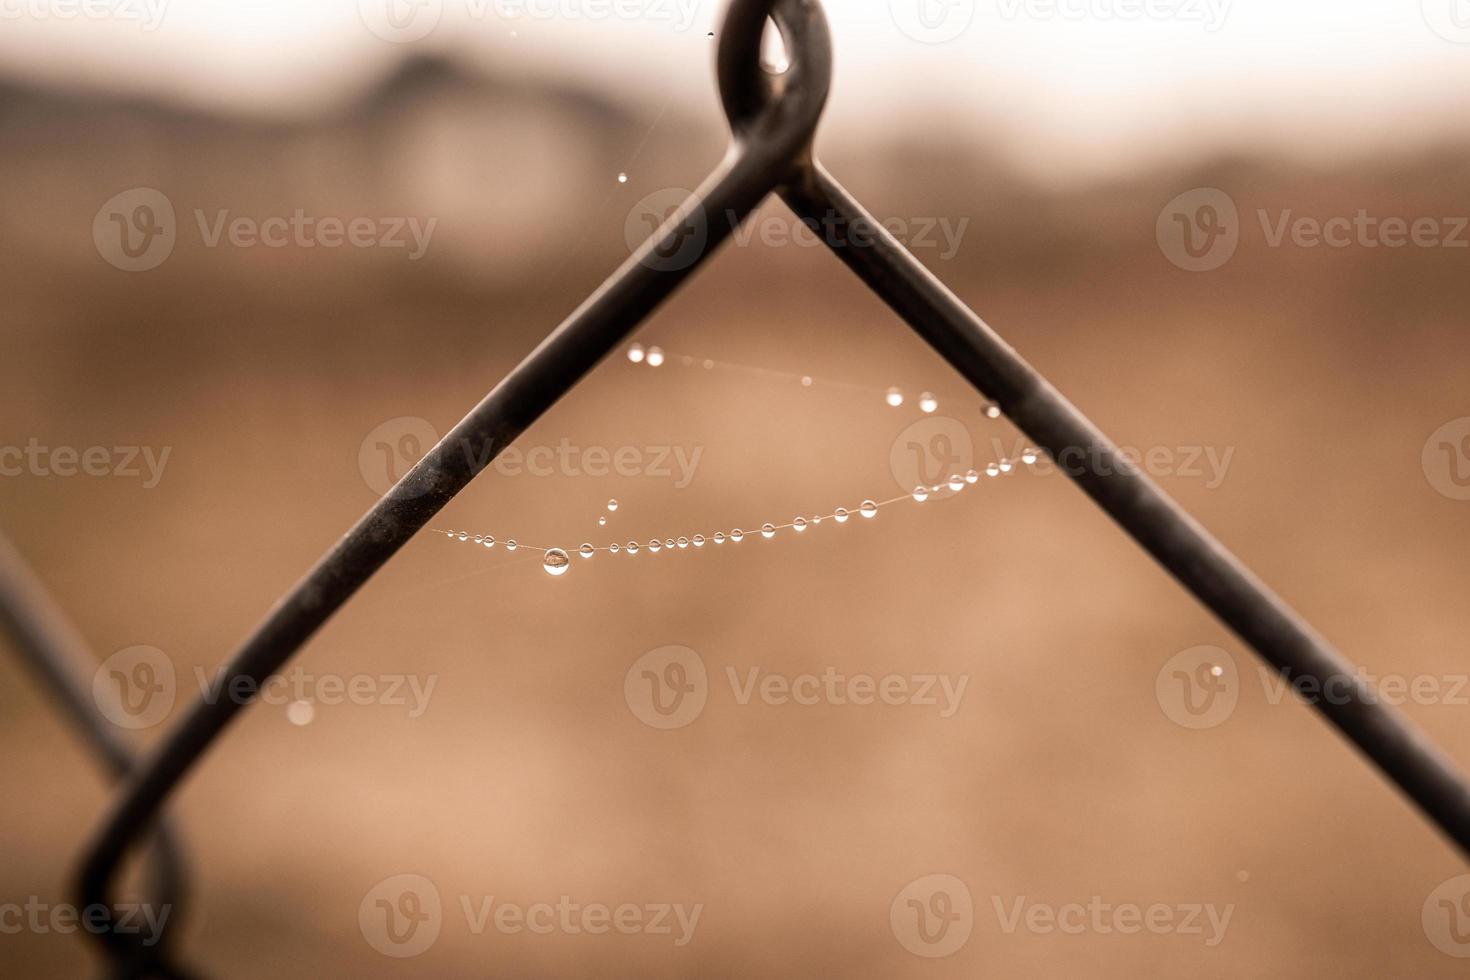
3,0,1468,178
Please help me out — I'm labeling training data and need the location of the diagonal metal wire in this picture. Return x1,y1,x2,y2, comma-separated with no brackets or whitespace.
0,531,197,980
72,0,1469,971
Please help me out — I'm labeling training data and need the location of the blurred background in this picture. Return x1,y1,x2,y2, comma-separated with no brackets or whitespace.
3,0,1470,975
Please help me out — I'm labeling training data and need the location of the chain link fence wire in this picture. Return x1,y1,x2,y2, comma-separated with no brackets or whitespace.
0,0,1462,975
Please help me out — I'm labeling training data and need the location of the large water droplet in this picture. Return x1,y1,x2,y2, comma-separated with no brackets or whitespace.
983,401,1002,419
965,469,979,485
627,344,646,364
607,499,619,512
947,474,966,492
677,536,690,549
665,538,675,550
793,517,808,533
579,543,595,559
506,539,518,552
912,486,930,503
483,535,495,549
731,529,745,543
999,458,1014,473
693,534,706,547
543,549,571,577
617,172,628,184
610,543,621,554
860,500,878,519
646,346,666,367
761,523,776,539
919,392,938,414
713,532,726,544
834,507,850,524
626,541,640,555
648,539,662,553
1022,449,1039,465
885,387,904,408
457,531,469,542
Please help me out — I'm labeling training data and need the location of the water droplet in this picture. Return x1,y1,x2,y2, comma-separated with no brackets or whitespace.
617,172,628,184
649,539,662,553
794,517,808,533
483,535,495,549
286,700,314,726
610,543,621,554
731,529,745,543
986,462,1000,478
919,392,939,414
445,530,455,538
677,536,690,549
703,358,714,369
626,541,640,555
912,486,930,503
860,500,878,519
693,535,706,547
607,499,619,513
965,469,979,485
473,534,483,543
811,515,822,526
999,458,1014,473
543,549,571,576
761,523,776,539
664,538,674,550
948,474,966,492
801,376,813,387
505,539,518,552
627,344,645,364
1022,449,1039,465
579,543,595,559
598,516,607,527
834,507,850,524
457,531,469,542
885,387,904,408
646,346,666,367
713,532,727,544
983,401,1002,420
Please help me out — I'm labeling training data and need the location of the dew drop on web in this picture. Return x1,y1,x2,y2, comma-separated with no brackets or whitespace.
860,500,878,519
543,549,571,577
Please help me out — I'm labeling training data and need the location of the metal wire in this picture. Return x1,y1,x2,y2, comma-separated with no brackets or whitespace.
64,0,1470,971
0,532,197,980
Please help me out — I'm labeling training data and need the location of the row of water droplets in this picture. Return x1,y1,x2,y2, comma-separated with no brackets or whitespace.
626,343,1002,420
435,449,1040,577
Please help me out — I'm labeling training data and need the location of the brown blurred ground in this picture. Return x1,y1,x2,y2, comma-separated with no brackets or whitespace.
2,58,1470,978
